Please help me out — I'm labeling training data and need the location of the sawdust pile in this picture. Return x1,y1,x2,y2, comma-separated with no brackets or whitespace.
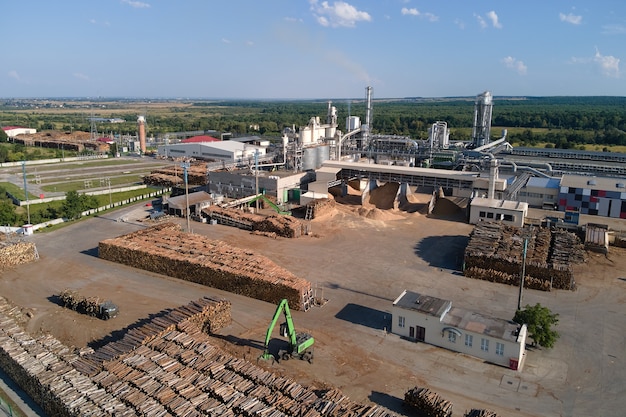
366,182,399,210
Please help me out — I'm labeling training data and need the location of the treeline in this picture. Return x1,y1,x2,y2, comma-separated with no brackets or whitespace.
2,96,626,146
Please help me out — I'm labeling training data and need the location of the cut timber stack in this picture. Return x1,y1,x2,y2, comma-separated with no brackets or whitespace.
145,163,208,186
0,297,133,416
99,222,313,310
0,296,398,417
464,410,500,417
73,296,231,377
203,206,305,238
404,386,452,417
306,198,335,219
143,173,182,187
0,241,38,270
464,222,585,291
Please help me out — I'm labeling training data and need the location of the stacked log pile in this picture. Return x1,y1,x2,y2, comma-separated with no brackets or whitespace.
99,223,313,310
203,206,305,238
88,318,398,417
59,288,109,318
73,296,231,376
464,410,500,417
404,386,452,417
0,241,38,270
0,297,133,417
464,223,585,291
144,163,208,186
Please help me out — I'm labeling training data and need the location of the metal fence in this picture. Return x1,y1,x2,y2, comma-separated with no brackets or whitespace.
0,396,16,417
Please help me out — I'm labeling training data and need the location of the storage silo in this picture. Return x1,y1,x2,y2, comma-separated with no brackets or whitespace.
346,116,361,131
137,115,147,154
316,144,330,168
302,146,317,170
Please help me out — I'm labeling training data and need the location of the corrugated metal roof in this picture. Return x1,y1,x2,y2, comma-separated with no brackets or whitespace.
165,191,212,210
561,174,626,191
526,177,560,189
181,135,220,143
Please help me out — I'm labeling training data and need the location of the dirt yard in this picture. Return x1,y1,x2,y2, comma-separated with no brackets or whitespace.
1,193,625,417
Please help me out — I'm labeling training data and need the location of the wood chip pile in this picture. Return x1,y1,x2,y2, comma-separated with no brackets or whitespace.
0,241,38,270
144,163,208,186
73,296,231,377
464,410,500,417
404,387,452,417
306,198,335,219
0,296,398,417
463,223,585,291
203,206,306,238
99,223,313,310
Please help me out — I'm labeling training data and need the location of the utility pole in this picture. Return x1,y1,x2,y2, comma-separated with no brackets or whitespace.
22,161,30,225
181,161,191,232
517,227,533,310
254,150,260,213
106,177,112,207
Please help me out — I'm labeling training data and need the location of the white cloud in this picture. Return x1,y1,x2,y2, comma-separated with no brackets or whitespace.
246,40,254,47
559,12,582,25
594,48,620,78
73,73,89,81
8,70,20,81
401,7,438,22
486,11,502,29
221,38,231,44
454,19,465,30
309,0,371,28
121,0,150,9
502,56,527,75
284,17,303,23
602,24,626,35
90,18,97,24
474,13,487,29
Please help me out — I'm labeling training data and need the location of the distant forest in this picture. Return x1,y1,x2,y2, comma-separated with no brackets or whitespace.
2,96,626,149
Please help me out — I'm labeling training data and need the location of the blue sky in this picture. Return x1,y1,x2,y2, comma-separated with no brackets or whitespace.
1,1,625,99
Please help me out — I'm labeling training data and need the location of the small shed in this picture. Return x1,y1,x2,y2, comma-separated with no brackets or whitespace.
469,197,528,227
164,191,213,218
585,223,609,253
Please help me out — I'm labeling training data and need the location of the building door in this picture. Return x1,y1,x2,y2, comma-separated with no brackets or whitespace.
409,326,415,339
416,326,426,342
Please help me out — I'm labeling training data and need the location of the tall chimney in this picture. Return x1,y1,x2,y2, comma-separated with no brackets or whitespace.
137,116,146,154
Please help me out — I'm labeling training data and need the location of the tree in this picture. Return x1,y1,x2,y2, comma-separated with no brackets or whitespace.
513,303,560,348
62,190,83,220
0,200,18,226
0,129,8,142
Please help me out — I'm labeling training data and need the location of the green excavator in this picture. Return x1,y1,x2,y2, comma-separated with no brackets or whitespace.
260,299,314,363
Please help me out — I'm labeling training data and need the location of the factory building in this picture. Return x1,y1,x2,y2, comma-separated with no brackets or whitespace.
558,174,626,219
469,198,528,227
392,290,527,370
518,177,560,209
157,141,265,163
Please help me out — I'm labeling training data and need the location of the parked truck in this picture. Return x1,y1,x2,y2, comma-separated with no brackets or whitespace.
59,289,119,320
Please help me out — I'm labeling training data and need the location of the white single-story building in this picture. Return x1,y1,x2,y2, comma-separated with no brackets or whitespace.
157,141,265,163
392,290,527,370
518,177,560,209
469,197,528,227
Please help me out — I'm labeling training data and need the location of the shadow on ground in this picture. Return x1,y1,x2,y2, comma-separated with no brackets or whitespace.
335,303,392,331
368,391,417,416
414,235,468,270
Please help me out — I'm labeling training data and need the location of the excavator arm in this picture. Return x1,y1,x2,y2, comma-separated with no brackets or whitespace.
260,299,313,362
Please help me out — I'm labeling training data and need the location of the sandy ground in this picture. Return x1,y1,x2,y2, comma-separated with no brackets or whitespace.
0,193,625,417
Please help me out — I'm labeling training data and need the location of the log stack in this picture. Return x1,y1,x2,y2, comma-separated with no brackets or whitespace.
203,206,305,238
464,223,585,291
0,241,38,270
306,198,335,219
404,386,452,417
0,295,399,417
144,163,208,186
98,223,313,310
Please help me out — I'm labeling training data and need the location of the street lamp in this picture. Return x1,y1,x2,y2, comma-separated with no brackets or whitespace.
517,226,534,310
105,177,112,207
21,161,30,225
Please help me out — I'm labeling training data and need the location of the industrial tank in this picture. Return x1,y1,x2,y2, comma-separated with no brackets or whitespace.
316,145,330,168
346,116,360,131
303,147,317,170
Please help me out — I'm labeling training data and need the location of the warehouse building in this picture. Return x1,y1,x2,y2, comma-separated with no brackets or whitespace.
468,197,528,227
157,141,265,163
558,174,626,219
2,126,37,137
391,290,527,370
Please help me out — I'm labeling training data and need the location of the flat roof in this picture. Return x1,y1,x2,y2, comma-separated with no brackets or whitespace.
471,197,528,211
166,191,212,209
526,177,561,189
393,290,452,318
442,307,521,343
560,174,626,191
322,160,478,181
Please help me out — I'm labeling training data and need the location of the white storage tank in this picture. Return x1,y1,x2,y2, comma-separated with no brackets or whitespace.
316,145,330,168
346,116,361,131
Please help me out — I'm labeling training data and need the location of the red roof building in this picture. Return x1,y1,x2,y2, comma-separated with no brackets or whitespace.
181,135,221,143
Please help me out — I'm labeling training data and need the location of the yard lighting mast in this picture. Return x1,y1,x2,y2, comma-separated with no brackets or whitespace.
181,161,191,232
22,161,30,225
518,227,533,310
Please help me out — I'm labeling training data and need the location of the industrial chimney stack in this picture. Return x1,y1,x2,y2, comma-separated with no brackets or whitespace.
137,116,146,154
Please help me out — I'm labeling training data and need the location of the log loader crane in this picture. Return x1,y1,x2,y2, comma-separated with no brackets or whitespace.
260,299,314,363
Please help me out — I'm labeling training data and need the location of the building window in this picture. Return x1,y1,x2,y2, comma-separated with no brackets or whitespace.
398,316,405,328
496,342,504,356
486,212,494,219
448,332,456,343
481,338,489,352
503,214,514,222
465,334,473,347
479,211,486,218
